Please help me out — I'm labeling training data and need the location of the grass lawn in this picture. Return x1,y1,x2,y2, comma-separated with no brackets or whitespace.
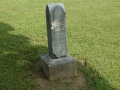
0,0,120,90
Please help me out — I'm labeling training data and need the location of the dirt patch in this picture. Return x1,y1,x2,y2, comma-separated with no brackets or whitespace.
33,69,51,90
59,72,87,89
34,68,48,81
33,67,88,90
72,72,87,89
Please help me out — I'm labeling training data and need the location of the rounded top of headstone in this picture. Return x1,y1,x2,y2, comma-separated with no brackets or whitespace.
46,3,65,13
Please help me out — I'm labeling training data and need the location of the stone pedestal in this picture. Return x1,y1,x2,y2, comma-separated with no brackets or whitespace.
40,54,77,80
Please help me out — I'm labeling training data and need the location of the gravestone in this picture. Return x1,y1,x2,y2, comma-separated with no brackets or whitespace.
40,3,77,80
46,3,67,59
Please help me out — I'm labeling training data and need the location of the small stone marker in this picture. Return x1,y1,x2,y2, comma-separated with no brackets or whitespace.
40,3,77,80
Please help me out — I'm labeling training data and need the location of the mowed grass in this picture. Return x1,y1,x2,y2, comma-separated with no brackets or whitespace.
0,0,120,90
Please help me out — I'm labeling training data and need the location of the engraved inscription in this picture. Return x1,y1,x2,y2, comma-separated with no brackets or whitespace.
52,21,66,46
51,21,65,30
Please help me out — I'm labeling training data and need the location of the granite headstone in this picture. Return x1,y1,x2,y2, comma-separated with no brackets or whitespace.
40,3,77,80
46,3,67,59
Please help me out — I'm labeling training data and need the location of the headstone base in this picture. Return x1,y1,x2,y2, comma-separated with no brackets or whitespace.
40,54,77,80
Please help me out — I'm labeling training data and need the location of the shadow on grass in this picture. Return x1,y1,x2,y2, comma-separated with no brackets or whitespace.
0,22,48,90
76,59,117,90
0,22,116,90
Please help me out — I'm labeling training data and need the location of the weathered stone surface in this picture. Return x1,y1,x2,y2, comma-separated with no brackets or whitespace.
46,3,67,59
40,3,77,80
40,54,77,80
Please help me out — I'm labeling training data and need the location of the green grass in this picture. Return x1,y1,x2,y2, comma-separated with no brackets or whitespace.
0,0,120,90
